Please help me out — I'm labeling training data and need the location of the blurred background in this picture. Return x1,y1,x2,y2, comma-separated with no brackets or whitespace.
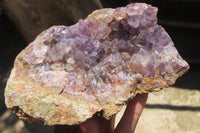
0,0,199,132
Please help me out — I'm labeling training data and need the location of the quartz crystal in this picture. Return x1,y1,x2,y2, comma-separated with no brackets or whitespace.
5,3,189,125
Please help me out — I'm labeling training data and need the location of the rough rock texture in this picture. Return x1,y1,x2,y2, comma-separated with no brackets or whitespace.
5,3,189,125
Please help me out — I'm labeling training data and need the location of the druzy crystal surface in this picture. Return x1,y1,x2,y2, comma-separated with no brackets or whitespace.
5,3,189,125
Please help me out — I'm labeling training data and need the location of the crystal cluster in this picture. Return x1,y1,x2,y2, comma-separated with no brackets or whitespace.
5,3,189,125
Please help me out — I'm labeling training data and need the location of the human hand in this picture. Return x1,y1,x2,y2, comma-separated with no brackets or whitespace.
54,93,148,133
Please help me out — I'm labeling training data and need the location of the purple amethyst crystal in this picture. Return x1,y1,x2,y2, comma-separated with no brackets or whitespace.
5,3,189,125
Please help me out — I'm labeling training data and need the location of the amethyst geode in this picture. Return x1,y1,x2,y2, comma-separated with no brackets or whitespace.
5,3,189,125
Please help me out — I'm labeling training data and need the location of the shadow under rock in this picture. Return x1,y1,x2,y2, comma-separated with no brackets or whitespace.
145,104,200,112
0,110,53,133
173,63,200,90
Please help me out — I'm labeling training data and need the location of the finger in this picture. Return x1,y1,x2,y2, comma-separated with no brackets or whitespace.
115,93,148,133
79,114,115,133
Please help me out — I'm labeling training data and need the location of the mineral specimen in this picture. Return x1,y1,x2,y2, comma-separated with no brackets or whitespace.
5,3,189,125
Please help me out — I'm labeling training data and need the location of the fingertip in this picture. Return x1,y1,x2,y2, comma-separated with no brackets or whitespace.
79,118,99,133
130,93,148,106
79,124,87,133
79,114,115,133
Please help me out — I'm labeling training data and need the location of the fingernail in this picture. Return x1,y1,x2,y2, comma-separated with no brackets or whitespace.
80,125,87,133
